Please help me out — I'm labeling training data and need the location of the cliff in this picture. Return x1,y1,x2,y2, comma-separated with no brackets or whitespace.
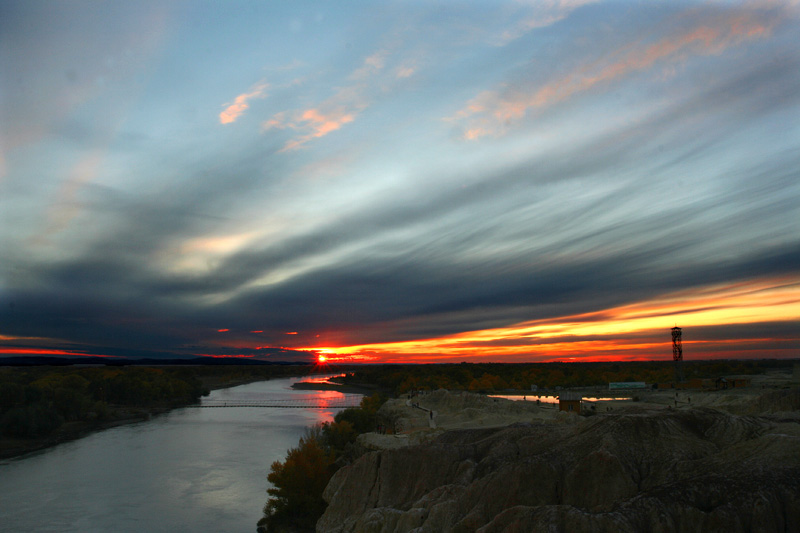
319,404,800,532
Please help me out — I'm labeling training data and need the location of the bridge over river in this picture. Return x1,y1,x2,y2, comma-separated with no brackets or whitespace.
187,395,364,409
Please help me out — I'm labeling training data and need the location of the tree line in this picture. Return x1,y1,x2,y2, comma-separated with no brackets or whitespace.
334,360,774,396
0,366,208,439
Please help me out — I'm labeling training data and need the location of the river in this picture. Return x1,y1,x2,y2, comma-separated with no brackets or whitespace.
0,375,361,532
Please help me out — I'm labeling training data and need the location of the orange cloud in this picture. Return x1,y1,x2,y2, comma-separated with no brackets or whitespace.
0,347,121,358
302,108,355,138
300,275,800,363
268,107,356,151
219,81,269,124
453,9,778,139
262,48,394,150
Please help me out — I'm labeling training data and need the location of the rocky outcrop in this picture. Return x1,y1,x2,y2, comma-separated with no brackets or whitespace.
318,406,800,532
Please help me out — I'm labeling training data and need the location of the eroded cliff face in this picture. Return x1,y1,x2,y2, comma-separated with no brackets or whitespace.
318,407,800,532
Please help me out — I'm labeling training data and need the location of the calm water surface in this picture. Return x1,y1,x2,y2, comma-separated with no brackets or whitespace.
0,375,359,532
489,394,633,404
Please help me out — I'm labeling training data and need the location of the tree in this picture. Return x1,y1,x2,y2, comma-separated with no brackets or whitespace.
322,419,356,456
263,432,335,531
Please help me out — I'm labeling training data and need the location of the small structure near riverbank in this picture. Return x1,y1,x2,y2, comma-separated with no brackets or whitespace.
558,391,582,413
609,381,647,390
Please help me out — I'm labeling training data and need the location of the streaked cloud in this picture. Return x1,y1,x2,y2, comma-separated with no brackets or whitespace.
219,81,269,124
453,7,781,139
493,0,601,45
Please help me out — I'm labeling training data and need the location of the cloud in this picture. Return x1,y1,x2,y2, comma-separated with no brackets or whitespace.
351,50,388,80
452,8,781,139
262,49,391,150
27,149,105,245
263,104,360,152
261,107,355,152
262,107,356,151
4,50,796,359
493,0,601,45
395,65,416,78
3,2,799,364
278,108,356,151
153,53,800,308
284,271,800,362
219,81,269,124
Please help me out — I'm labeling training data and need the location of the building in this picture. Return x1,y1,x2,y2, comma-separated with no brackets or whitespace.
609,382,647,390
717,377,749,389
558,391,582,413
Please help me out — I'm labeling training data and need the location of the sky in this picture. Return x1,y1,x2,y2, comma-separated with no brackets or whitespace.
1,0,799,364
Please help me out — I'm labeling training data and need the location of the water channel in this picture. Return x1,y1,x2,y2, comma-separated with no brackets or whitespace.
0,375,360,532
489,394,632,404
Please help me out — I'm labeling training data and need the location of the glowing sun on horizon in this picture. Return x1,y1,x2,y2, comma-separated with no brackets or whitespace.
317,354,328,364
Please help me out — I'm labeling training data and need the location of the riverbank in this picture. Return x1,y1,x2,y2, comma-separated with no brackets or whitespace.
0,364,342,461
1,371,361,461
2,376,340,533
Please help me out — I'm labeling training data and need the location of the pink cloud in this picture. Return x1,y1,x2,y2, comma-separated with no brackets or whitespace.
262,47,406,150
263,103,358,152
277,108,355,151
452,10,778,139
219,82,269,125
302,108,354,137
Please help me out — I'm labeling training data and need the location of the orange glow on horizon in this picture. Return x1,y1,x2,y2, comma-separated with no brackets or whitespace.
298,276,800,363
0,347,117,357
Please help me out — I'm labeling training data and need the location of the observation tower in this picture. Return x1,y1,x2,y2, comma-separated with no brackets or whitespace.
672,326,684,383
